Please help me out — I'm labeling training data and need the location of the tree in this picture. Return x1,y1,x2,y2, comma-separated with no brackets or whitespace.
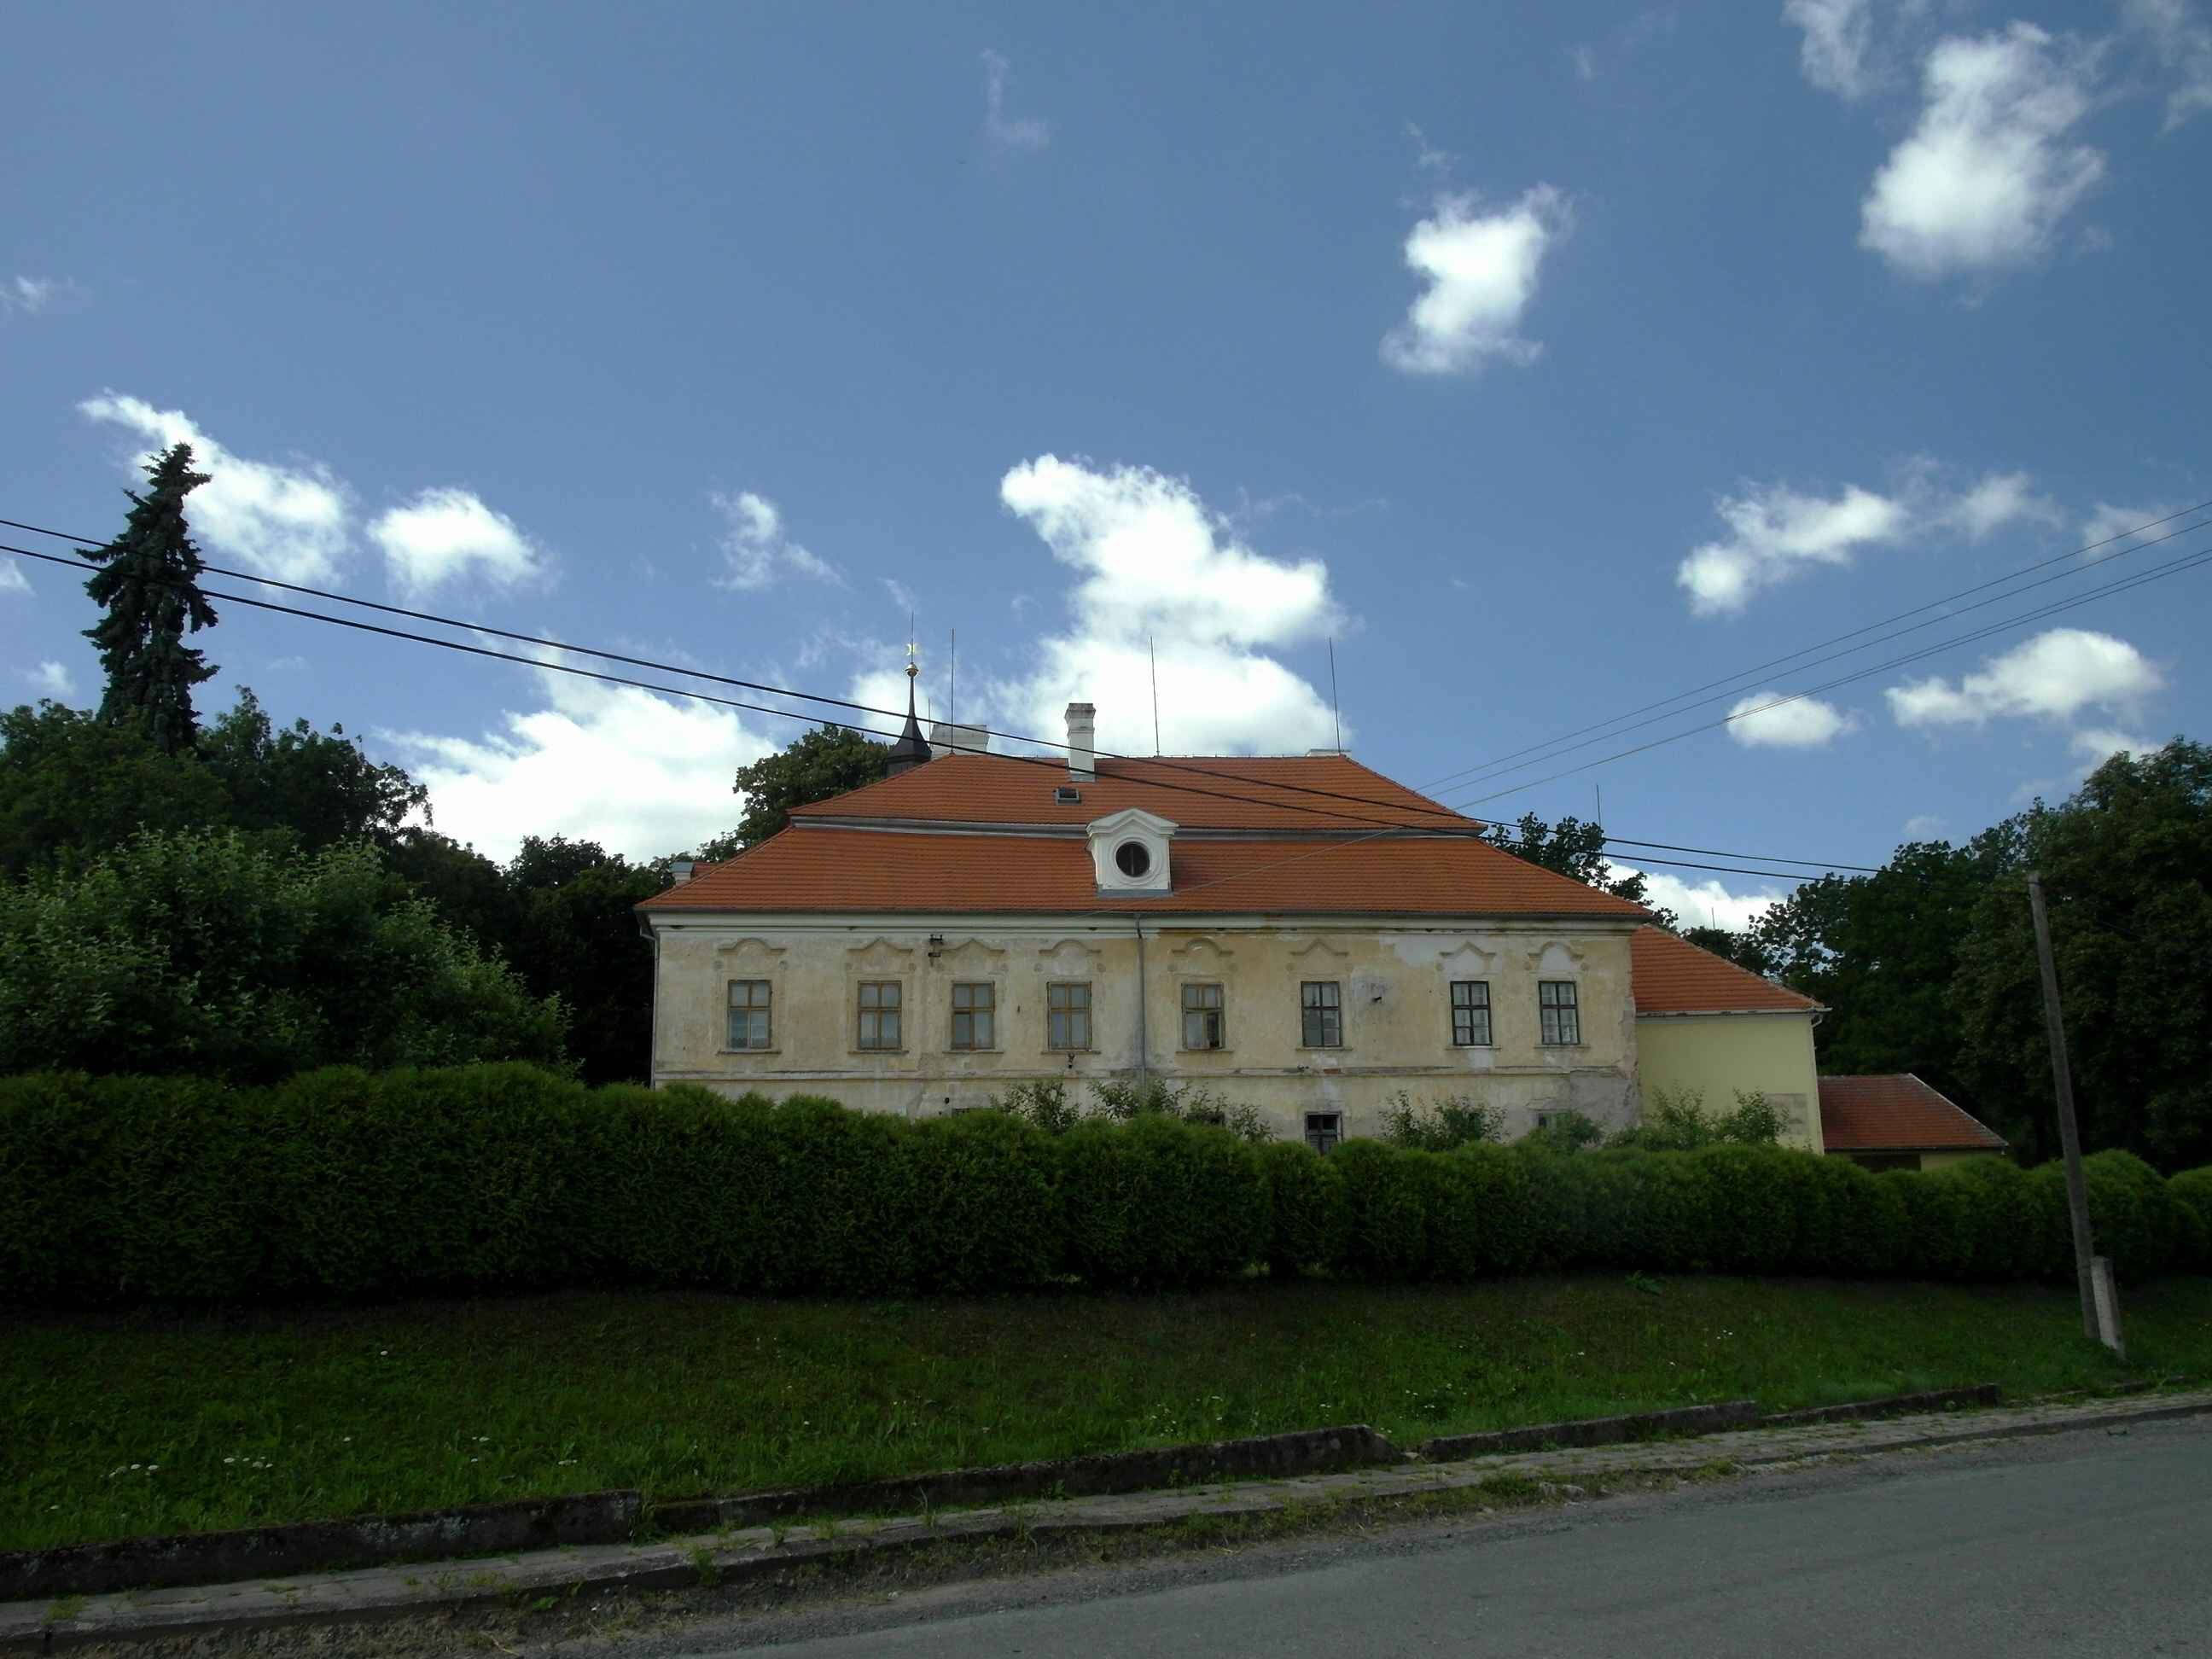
1679,924,1777,975
1479,812,1668,921
1952,740,2212,1169
506,835,662,1086
0,701,233,876
198,688,429,850
705,725,890,854
79,443,219,754
0,827,568,1080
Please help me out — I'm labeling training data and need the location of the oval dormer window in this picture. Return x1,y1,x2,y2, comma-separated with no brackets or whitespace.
1115,841,1153,880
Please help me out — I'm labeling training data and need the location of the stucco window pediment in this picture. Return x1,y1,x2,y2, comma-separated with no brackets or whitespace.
713,938,788,970
1168,935,1233,974
1524,940,1589,977
846,938,917,975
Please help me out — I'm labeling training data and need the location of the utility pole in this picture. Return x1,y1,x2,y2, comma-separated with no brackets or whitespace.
2026,870,2118,1351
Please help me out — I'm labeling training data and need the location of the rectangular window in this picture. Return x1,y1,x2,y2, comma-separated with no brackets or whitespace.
1305,1112,1342,1155
1449,980,1492,1046
1300,980,1342,1048
726,979,772,1050
1181,981,1225,1050
1539,981,1580,1046
1046,981,1092,1051
857,980,903,1051
951,981,995,1051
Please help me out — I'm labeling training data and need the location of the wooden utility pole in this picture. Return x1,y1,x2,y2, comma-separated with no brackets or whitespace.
2026,870,2106,1345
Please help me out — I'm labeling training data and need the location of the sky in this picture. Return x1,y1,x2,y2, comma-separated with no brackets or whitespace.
3,0,2207,928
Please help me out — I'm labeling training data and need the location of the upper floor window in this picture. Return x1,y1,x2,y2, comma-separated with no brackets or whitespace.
1301,980,1343,1048
1449,980,1492,1047
727,980,772,1050
1182,982,1225,1050
857,980,903,1051
951,981,995,1051
1046,981,1092,1051
1538,980,1580,1046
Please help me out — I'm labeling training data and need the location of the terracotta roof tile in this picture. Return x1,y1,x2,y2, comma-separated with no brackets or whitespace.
1817,1074,2007,1152
789,753,1462,831
1629,925,1822,1015
642,825,1650,917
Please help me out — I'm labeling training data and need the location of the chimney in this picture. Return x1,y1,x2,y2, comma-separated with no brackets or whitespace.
669,860,695,886
1065,701,1097,782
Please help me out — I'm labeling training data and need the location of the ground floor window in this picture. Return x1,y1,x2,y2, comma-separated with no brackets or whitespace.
857,980,902,1050
1300,980,1343,1047
1449,980,1491,1046
726,979,771,1049
1305,1111,1342,1155
1182,981,1225,1050
951,981,995,1050
1538,980,1580,1045
1046,981,1092,1051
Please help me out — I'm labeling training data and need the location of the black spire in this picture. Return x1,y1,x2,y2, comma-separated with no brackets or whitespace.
886,655,930,777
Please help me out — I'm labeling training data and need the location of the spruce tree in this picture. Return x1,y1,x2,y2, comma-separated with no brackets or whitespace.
80,443,219,754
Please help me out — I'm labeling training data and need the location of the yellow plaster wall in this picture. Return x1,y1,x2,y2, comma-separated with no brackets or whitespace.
1633,1012,1824,1152
1915,1149,2002,1171
648,915,1643,1141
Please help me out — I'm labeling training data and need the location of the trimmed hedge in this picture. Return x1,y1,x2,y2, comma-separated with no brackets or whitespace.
0,1067,2205,1307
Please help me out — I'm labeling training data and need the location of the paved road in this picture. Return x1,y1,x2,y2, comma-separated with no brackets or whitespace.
682,1422,2212,1657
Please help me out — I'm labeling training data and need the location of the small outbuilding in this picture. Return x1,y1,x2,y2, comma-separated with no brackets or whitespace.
1815,1074,2007,1172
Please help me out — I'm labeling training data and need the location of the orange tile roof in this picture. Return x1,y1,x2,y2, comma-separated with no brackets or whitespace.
641,825,1650,917
1629,925,1822,1015
789,753,1463,832
1818,1074,2007,1153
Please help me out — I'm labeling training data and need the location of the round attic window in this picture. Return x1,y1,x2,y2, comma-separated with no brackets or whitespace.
1115,841,1153,880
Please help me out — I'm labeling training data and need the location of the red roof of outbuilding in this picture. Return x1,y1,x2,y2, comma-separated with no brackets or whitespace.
1817,1074,2007,1152
1629,925,1822,1015
641,825,1652,917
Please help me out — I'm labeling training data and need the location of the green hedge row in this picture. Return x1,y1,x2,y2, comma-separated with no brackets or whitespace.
0,1066,2203,1306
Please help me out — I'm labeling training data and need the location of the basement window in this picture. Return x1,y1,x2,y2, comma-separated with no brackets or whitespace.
1305,1113,1342,1155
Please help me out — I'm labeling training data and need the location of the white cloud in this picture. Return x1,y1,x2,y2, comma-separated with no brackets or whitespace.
3,276,55,314
386,655,776,862
992,457,1343,755
2127,0,2212,129
0,562,28,596
369,488,544,595
1568,8,1678,82
1725,692,1860,747
1886,627,2163,728
1785,0,1876,98
1677,468,2055,614
980,49,1051,151
24,661,73,699
1860,24,2104,280
1901,812,1947,839
2070,725,2152,765
709,491,840,591
79,393,352,584
2080,501,2180,560
1405,122,1457,172
1380,185,1570,376
1622,867,1791,932
882,577,918,618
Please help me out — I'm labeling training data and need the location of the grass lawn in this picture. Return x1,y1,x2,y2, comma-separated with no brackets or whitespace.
7,1273,2209,1553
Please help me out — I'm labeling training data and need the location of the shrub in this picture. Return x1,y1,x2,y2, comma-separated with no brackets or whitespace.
1057,1115,1269,1289
1428,1143,1540,1278
1523,1109,1605,1154
1257,1140,1347,1278
1612,1088,1783,1152
1377,1091,1503,1153
2170,1166,2212,1272
1330,1139,1441,1280
992,1075,1273,1144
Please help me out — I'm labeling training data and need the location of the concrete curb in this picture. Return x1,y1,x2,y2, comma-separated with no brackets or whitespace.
1757,1383,2000,1428
1418,1400,1760,1461
9,1388,2210,1652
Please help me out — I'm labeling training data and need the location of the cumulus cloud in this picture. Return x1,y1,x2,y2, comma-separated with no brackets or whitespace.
1726,692,1860,748
2070,725,2153,765
980,49,1051,151
1860,24,2104,280
386,654,776,862
1886,627,2163,728
369,488,545,595
1621,867,1792,933
1381,185,1570,375
710,491,840,591
1785,0,1876,97
1676,468,2055,614
2127,0,2212,129
991,457,1343,756
2081,501,2181,560
24,661,74,699
79,393,352,584
0,562,28,596
1901,812,1948,839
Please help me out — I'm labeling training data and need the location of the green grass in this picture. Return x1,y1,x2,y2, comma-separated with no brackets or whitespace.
6,1274,2209,1553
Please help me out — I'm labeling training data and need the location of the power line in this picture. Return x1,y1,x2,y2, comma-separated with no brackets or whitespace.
1417,500,2212,797
1435,513,2212,799
1450,536,2212,809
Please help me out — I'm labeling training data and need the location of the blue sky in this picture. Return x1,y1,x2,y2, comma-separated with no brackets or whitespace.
3,0,2206,924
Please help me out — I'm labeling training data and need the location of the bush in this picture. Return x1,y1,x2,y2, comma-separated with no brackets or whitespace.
992,1075,1273,1144
3,1069,2203,1309
1377,1090,1503,1152
1611,1087,1782,1152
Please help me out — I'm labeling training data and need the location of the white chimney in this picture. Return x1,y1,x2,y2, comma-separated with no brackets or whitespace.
1065,701,1097,782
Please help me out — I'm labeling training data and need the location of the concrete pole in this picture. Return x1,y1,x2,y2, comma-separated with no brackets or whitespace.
2026,870,2103,1344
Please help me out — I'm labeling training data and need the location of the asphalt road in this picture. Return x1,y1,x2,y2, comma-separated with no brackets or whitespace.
674,1421,2212,1658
